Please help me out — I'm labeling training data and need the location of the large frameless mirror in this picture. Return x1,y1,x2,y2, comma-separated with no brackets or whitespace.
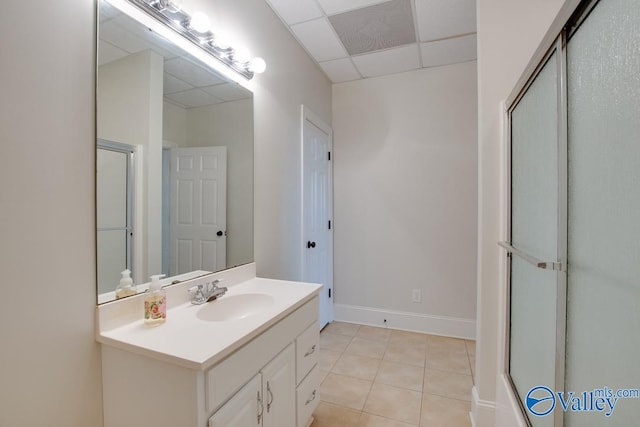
96,0,254,304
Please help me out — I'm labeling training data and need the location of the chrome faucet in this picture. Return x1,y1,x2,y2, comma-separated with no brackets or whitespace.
188,279,228,305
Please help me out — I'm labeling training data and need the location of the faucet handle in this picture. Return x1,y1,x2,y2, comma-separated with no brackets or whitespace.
207,279,223,289
188,283,204,294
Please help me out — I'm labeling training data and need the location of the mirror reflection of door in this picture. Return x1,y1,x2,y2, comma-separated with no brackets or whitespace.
168,146,227,276
97,140,135,295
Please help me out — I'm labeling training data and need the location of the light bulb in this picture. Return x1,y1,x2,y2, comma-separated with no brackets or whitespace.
213,33,231,50
234,49,250,65
249,57,266,74
190,12,211,33
165,0,182,13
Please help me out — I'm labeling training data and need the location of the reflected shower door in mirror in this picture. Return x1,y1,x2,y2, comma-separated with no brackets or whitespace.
97,0,254,304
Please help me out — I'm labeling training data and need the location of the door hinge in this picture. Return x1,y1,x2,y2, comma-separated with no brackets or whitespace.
328,220,331,230
328,288,332,298
328,151,331,161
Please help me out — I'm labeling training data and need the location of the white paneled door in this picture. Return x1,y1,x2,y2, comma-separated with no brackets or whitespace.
302,106,333,329
170,147,227,276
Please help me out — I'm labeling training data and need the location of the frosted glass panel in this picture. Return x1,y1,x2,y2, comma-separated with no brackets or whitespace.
566,0,640,425
509,50,559,427
510,257,556,427
97,149,128,229
97,229,128,295
511,51,558,260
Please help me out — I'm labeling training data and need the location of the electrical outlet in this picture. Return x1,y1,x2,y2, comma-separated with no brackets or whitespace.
412,289,421,303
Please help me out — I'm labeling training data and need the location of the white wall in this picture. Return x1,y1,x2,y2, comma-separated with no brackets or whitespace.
0,0,331,426
163,101,188,146
332,63,478,337
0,0,103,426
474,0,567,425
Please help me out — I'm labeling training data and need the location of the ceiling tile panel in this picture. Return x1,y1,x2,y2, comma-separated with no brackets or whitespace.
99,20,153,54
329,0,416,55
263,0,478,81
163,73,193,95
318,0,389,15
420,34,477,68
164,57,226,87
98,40,129,66
319,58,362,83
415,0,476,41
202,83,252,102
352,44,421,78
265,0,324,25
291,18,348,62
165,89,224,109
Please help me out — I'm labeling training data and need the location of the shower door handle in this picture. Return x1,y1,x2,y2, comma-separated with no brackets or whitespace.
498,241,563,271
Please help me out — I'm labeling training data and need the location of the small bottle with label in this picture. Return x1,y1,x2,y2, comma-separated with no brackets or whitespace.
115,269,137,299
144,274,166,326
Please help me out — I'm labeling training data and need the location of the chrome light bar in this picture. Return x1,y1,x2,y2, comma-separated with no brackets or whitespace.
127,0,259,79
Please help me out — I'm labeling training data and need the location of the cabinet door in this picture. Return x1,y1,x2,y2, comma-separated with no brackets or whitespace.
209,374,262,427
262,344,296,427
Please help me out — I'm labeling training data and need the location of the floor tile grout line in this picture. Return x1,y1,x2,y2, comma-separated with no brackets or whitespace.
317,323,474,427
360,409,420,427
422,391,474,405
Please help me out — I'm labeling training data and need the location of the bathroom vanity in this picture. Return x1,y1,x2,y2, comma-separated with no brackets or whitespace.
96,264,322,427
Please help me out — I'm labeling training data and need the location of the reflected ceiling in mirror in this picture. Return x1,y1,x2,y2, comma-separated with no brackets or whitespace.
97,0,254,304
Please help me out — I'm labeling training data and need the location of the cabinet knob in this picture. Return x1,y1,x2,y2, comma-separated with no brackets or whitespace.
304,345,316,358
305,390,317,406
266,381,274,412
257,390,263,423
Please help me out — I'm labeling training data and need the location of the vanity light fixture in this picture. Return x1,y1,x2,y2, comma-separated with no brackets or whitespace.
189,11,211,33
124,0,266,79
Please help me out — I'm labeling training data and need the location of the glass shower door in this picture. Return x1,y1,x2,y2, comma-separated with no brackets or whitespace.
507,47,564,427
565,0,640,425
97,141,135,296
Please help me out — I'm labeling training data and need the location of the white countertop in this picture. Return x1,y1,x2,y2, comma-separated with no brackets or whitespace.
97,277,322,370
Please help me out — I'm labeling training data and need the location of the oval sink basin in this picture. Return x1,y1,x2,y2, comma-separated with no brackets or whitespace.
196,293,275,322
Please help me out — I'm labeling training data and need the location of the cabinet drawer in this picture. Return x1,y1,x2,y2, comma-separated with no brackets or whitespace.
295,322,319,385
296,365,320,427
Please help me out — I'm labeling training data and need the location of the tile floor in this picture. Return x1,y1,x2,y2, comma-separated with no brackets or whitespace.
311,322,475,427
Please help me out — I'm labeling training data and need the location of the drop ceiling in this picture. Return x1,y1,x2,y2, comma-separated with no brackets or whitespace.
98,1,251,109
264,0,477,83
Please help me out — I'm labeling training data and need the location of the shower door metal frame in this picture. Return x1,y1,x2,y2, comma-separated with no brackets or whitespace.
502,35,568,427
97,139,136,280
500,1,603,425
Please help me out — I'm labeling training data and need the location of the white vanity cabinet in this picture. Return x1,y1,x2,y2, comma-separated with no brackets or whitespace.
209,344,296,427
100,291,321,427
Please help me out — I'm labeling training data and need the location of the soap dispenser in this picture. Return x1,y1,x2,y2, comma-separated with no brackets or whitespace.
115,269,137,299
144,274,167,326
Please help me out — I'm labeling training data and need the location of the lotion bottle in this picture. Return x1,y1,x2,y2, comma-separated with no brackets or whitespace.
144,274,167,326
115,269,137,299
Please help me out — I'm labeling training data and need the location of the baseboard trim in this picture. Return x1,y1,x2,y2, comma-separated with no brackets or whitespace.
333,303,476,340
471,386,496,427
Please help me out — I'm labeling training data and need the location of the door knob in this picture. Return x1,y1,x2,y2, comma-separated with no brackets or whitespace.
217,230,224,236
307,241,316,249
